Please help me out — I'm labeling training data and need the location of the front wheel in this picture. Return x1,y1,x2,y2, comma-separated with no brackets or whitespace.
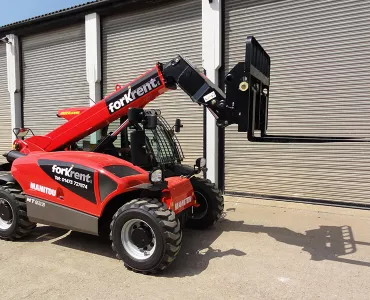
186,177,224,229
0,185,36,240
110,198,182,274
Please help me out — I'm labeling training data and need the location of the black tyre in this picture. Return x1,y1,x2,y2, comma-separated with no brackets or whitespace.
186,177,224,229
110,198,182,274
0,184,36,240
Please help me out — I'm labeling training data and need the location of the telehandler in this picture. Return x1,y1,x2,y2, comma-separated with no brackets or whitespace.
0,36,270,274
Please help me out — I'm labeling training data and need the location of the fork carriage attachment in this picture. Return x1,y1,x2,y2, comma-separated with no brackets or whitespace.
159,36,270,141
222,37,369,143
223,36,270,138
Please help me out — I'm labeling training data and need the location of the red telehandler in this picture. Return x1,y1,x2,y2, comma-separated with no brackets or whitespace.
0,37,270,274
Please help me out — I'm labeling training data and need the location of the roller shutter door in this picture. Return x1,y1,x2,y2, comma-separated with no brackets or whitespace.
102,0,202,166
22,23,89,135
0,44,12,162
225,0,370,205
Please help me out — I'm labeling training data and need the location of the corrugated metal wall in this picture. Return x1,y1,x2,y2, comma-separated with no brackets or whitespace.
0,44,12,162
225,0,370,205
102,0,202,166
22,23,89,135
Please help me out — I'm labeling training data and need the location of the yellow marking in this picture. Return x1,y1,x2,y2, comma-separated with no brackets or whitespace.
60,111,81,115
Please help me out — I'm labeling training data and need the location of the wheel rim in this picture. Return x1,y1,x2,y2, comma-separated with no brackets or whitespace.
191,191,209,220
121,219,156,260
0,198,13,230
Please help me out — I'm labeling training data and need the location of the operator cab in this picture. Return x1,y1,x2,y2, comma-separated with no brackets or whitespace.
67,109,184,172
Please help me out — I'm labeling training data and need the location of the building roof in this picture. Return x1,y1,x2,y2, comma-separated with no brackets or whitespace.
0,0,162,36
0,1,105,30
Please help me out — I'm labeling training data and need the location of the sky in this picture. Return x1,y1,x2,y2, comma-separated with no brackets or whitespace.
0,0,90,26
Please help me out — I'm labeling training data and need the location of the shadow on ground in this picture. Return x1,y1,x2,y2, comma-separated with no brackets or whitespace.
161,215,370,277
19,210,370,277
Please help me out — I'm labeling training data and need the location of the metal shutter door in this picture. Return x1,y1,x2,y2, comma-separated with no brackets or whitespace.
0,44,12,162
225,0,370,205
102,0,202,165
22,23,89,135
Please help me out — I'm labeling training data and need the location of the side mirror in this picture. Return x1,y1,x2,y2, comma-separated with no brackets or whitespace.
195,157,206,169
13,128,33,139
174,119,183,133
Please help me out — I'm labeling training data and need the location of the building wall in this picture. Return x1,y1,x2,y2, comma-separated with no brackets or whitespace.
22,23,89,135
1,0,370,207
224,0,370,205
0,43,12,162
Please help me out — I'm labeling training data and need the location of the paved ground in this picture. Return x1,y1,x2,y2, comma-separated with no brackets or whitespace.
1,196,370,300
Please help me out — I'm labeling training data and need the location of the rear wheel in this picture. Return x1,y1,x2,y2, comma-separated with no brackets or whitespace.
110,198,182,274
186,177,224,229
0,184,36,240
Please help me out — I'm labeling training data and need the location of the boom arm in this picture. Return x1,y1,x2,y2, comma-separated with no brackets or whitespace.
18,36,275,153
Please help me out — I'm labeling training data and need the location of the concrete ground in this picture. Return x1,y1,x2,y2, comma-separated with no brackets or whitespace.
1,196,370,300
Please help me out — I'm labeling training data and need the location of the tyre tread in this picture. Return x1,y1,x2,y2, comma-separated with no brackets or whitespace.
186,177,224,229
0,184,36,240
110,198,182,274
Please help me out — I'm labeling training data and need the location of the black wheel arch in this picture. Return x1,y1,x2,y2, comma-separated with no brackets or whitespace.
0,173,16,185
98,187,164,237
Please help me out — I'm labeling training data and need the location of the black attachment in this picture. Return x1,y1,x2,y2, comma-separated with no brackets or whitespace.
128,108,144,124
161,56,232,126
161,36,370,143
224,36,270,137
237,39,369,143
5,151,26,163
0,173,15,184
145,115,157,130
223,37,370,143
128,108,157,129
174,119,183,133
130,130,152,168
160,44,269,135
92,134,118,153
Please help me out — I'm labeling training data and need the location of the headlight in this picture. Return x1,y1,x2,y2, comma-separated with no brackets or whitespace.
149,169,163,183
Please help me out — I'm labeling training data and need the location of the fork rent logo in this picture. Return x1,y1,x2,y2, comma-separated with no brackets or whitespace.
52,165,92,183
106,72,161,114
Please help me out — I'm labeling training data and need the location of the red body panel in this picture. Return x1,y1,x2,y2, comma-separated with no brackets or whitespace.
15,136,52,153
12,151,195,217
12,152,147,216
163,177,194,214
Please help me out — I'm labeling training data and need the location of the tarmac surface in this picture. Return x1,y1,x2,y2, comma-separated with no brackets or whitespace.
1,196,370,300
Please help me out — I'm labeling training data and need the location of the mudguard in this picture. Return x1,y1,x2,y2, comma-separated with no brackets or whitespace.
0,172,15,184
